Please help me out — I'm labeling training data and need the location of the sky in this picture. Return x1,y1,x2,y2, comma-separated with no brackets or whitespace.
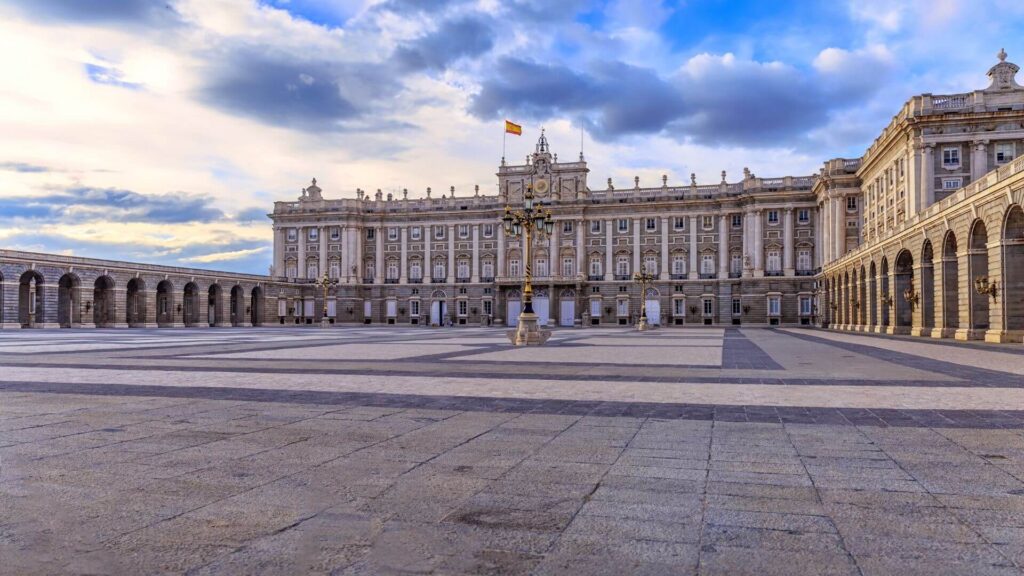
1,0,1022,274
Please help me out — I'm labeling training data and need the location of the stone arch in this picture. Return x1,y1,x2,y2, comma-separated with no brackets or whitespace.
208,283,223,327
156,280,174,327
842,270,850,326
230,285,245,327
183,282,200,326
867,261,877,327
1002,204,1024,337
644,287,660,298
858,264,868,326
58,272,81,328
894,249,914,329
879,257,890,328
19,270,45,328
250,286,264,326
941,231,959,332
93,275,115,327
126,277,147,327
968,219,990,331
920,240,935,330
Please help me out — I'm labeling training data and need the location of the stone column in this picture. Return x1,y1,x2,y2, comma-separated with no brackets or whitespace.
688,216,698,276
632,218,641,275
400,225,408,283
910,264,927,337
423,226,432,281
604,219,613,281
576,220,585,278
273,227,285,277
446,224,455,282
753,210,764,277
718,215,729,278
814,205,823,268
340,226,349,283
833,198,844,258
318,225,327,278
783,208,795,275
143,289,158,328
495,227,503,279
471,224,480,283
374,226,384,284
660,217,669,280
551,221,560,278
743,211,753,278
297,226,306,279
921,144,935,210
971,141,988,184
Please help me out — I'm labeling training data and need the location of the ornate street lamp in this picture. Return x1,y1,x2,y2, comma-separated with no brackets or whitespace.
632,271,655,331
502,184,554,345
974,276,998,300
313,272,339,328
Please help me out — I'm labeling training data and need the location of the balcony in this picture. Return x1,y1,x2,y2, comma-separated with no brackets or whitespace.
480,276,495,283
765,270,784,277
362,278,374,284
614,274,631,281
670,273,688,280
384,278,399,284
431,277,446,283
795,269,816,277
409,278,423,284
587,275,603,281
456,277,471,283
698,273,717,279
728,272,742,279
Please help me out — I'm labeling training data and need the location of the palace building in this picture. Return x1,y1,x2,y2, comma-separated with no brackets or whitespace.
1,51,1022,341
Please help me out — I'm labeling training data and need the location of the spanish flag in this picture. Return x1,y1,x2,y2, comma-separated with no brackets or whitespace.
504,120,522,136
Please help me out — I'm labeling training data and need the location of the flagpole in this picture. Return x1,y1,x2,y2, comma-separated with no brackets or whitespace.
502,126,506,165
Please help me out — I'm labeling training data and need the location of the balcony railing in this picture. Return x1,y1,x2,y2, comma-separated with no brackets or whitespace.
795,269,816,277
765,270,784,277
431,277,446,283
587,275,603,281
670,273,688,280
456,277,471,283
698,273,717,279
409,278,423,284
480,276,495,283
614,274,631,281
362,278,374,284
384,278,399,284
728,272,742,278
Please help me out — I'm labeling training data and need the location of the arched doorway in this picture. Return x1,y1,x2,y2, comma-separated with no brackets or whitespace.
894,250,914,329
558,289,576,327
968,220,990,333
430,290,448,326
858,265,867,328
867,262,877,328
1003,205,1024,339
19,270,45,328
183,282,199,327
208,284,222,327
230,285,244,327
93,276,115,328
842,271,850,327
156,280,174,327
250,286,264,326
941,232,959,334
533,288,550,327
879,258,890,329
920,240,935,332
126,278,146,327
505,289,521,328
644,287,661,326
58,273,81,328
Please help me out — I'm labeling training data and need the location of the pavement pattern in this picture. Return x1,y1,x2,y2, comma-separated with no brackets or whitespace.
1,326,1024,575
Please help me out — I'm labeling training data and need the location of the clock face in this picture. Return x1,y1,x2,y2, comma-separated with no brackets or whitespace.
534,178,550,195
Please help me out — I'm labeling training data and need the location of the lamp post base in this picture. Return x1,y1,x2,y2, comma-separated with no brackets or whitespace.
320,318,332,329
507,312,551,346
636,316,650,331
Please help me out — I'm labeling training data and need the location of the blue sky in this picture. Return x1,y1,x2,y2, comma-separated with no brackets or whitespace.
1,0,1022,273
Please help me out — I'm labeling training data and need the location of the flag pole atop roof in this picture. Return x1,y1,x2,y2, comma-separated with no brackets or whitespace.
503,120,522,165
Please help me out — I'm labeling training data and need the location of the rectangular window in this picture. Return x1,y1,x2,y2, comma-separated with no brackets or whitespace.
846,197,857,211
701,254,714,274
287,228,297,242
482,261,493,278
535,258,548,277
672,256,686,275
562,258,574,276
674,217,685,230
942,178,962,190
645,218,656,231
767,210,779,224
800,297,812,316
591,220,601,233
798,209,809,223
590,258,602,276
483,224,493,237
732,214,742,228
509,259,521,276
366,228,375,240
673,299,686,316
330,227,340,240
766,250,781,272
410,226,421,240
308,228,318,241
703,299,713,316
731,253,742,274
617,299,629,317
617,219,628,232
458,300,468,316
459,225,469,239
768,296,781,316
702,216,713,229
797,250,811,271
483,300,492,316
410,300,420,316
387,227,398,241
562,221,573,234
732,298,741,316
434,226,444,239
942,147,960,168
996,142,1015,164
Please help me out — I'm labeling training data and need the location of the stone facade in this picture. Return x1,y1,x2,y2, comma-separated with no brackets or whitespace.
822,50,1024,343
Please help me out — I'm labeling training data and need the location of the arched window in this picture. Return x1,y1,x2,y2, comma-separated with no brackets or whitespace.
306,260,318,278
643,255,657,275
561,257,574,276
672,254,687,275
615,255,630,276
589,257,602,276
386,260,399,280
409,260,422,280
457,258,470,279
482,259,494,278
329,259,340,279
433,259,445,280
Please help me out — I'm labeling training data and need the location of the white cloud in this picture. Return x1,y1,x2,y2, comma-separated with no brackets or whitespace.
182,246,269,263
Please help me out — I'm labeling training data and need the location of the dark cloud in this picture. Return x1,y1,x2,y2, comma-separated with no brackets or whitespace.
234,207,270,223
375,0,468,14
0,187,225,224
470,55,881,147
5,0,181,26
0,162,50,173
198,47,401,132
393,16,494,72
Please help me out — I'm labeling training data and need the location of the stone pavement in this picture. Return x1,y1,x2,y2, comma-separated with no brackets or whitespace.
1,326,1023,575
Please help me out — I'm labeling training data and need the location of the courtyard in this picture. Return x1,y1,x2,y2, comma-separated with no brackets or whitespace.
1,326,1024,575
